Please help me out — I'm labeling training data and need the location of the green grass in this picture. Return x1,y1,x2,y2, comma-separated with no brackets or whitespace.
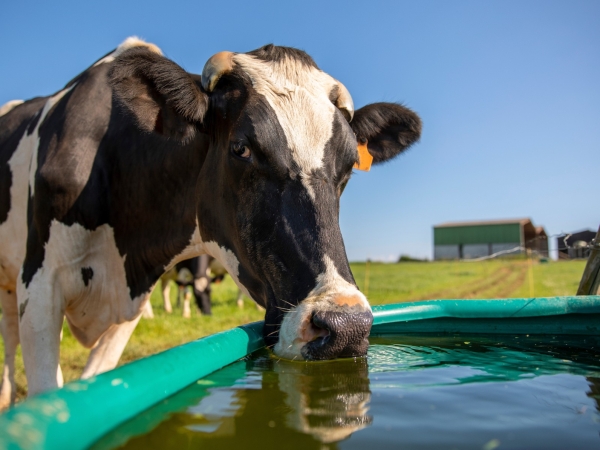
352,259,586,304
0,259,588,402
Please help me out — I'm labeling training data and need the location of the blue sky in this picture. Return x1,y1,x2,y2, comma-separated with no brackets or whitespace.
2,0,598,260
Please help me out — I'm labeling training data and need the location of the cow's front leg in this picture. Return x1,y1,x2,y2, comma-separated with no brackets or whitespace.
81,313,142,379
0,289,19,409
17,279,64,397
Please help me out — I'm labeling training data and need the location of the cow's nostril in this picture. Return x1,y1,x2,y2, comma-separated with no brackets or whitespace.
304,313,330,343
301,309,373,361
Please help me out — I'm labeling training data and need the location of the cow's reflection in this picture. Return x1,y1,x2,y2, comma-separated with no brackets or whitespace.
100,353,372,449
587,377,600,412
272,356,372,443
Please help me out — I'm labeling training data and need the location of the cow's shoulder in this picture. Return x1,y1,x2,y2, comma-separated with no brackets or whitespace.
32,38,163,217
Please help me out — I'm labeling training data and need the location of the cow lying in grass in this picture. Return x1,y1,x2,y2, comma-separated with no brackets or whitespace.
0,37,421,407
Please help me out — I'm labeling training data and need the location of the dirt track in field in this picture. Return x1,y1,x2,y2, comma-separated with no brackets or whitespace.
416,262,528,300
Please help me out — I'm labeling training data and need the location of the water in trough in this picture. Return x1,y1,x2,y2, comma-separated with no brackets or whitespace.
94,334,600,449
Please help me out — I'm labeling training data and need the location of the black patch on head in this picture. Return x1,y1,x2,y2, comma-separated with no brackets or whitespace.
81,267,94,286
246,44,319,70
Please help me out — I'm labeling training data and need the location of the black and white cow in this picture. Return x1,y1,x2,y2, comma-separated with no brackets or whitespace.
149,255,215,318
0,37,421,407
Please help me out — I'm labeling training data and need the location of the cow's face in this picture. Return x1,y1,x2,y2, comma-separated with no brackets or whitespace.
109,45,421,360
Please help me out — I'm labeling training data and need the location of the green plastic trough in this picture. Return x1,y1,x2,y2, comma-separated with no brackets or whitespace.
1,295,600,450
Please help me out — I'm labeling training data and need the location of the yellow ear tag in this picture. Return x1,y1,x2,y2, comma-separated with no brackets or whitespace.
354,142,373,171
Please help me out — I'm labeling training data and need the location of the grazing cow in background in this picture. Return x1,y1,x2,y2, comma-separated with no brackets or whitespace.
0,37,421,407
143,255,238,319
144,255,214,318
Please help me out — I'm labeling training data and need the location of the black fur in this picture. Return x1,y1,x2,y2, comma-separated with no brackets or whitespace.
81,267,94,286
0,98,47,225
246,44,319,70
1,42,421,358
19,61,204,296
351,102,422,164
108,48,208,140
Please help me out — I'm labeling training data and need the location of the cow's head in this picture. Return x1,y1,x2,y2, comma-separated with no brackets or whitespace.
109,44,421,360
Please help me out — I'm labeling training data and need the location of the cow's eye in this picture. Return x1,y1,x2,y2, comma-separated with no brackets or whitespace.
231,142,252,160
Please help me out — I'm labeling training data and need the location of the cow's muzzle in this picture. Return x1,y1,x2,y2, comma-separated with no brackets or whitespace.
300,308,373,360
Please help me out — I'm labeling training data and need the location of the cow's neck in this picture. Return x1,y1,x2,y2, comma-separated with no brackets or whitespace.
103,118,209,299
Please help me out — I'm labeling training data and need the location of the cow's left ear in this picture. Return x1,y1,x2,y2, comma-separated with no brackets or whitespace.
350,103,422,164
108,47,209,141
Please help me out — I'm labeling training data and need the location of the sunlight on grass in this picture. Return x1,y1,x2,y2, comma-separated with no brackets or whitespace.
0,259,588,401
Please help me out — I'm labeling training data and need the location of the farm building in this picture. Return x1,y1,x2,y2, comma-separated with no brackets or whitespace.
433,218,548,260
556,229,597,259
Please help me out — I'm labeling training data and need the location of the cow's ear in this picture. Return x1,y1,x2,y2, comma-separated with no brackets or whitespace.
350,103,421,164
108,48,208,141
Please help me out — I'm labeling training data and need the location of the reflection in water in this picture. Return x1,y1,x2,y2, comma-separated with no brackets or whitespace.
95,351,372,450
587,377,600,411
94,334,600,450
274,357,372,443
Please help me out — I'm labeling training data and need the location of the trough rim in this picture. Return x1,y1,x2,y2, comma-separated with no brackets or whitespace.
1,295,599,450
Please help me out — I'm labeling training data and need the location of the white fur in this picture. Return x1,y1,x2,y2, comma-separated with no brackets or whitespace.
0,131,32,290
23,221,145,344
194,277,209,292
0,88,72,290
163,224,204,271
17,220,150,395
274,256,370,360
93,36,162,67
0,89,75,403
227,55,369,361
202,240,252,300
0,100,24,117
233,54,342,199
81,314,142,379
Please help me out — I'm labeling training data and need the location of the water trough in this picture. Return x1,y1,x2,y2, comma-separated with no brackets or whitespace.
1,295,599,449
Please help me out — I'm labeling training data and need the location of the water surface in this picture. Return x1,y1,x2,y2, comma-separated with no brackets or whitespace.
94,334,600,450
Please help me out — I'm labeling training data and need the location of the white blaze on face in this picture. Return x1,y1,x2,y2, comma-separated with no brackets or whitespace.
274,256,370,360
233,54,339,199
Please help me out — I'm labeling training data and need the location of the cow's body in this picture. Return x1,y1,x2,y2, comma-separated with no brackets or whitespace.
0,38,421,407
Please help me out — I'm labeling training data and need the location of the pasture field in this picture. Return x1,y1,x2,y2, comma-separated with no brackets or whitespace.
0,259,587,401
